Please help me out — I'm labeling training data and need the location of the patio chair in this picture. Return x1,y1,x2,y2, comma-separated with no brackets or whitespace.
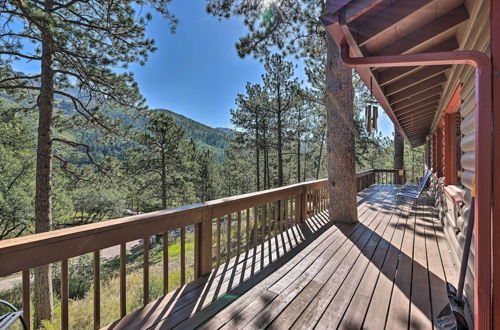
0,299,28,329
396,169,432,200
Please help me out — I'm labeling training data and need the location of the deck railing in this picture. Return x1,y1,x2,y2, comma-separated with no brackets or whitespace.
0,168,404,329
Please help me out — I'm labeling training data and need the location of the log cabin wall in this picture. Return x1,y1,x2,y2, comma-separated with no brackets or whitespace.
429,0,490,317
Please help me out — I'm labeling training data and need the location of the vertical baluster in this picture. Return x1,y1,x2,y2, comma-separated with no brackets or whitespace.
253,207,258,249
320,188,323,211
180,227,186,285
163,232,169,294
274,201,279,233
120,243,127,317
216,217,221,265
279,200,284,233
323,187,326,210
267,203,272,241
93,251,100,330
237,211,242,256
61,259,69,330
143,237,149,305
246,209,250,252
260,206,265,246
226,214,232,261
284,198,289,230
315,190,318,215
22,270,30,330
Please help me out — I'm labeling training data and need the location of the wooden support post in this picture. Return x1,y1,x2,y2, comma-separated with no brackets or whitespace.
120,243,126,317
180,227,186,285
198,208,213,277
300,187,307,222
61,259,69,330
163,232,169,294
143,237,149,305
22,270,30,330
93,251,100,330
444,114,457,185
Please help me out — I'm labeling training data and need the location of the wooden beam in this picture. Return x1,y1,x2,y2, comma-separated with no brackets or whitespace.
344,0,387,24
399,109,437,124
385,65,451,96
444,114,457,185
373,5,469,56
393,94,441,113
396,102,439,118
408,133,430,142
377,38,458,86
399,114,436,128
404,125,433,134
352,0,433,46
492,0,500,328
390,74,447,104
436,126,444,177
443,84,462,114
400,113,435,126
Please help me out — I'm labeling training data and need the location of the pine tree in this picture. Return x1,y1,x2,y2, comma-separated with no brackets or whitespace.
0,2,175,324
206,0,357,222
262,54,299,187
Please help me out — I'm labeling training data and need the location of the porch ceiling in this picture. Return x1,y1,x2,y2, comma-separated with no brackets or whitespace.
322,0,471,147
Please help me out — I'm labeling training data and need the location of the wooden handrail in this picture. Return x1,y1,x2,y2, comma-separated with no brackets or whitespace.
0,168,403,329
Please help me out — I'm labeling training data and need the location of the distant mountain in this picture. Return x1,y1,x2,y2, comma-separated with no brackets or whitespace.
153,108,231,151
0,94,232,161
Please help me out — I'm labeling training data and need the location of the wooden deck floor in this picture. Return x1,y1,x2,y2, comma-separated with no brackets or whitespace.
106,184,457,330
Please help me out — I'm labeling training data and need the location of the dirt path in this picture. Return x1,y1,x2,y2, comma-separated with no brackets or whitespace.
0,240,142,292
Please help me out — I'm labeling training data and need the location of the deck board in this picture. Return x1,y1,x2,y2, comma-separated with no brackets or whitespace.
104,185,456,330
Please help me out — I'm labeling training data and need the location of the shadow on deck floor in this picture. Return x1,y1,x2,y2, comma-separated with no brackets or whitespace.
105,184,457,330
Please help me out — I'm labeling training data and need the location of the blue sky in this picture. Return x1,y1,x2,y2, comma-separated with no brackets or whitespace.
10,1,393,137
129,1,270,128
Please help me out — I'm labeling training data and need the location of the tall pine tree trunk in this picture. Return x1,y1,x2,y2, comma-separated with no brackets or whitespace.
277,110,283,186
324,35,357,223
34,4,55,325
161,149,167,209
297,133,301,183
394,127,405,184
316,127,326,179
255,114,261,191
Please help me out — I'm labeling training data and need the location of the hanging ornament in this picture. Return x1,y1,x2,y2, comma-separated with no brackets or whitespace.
365,76,379,134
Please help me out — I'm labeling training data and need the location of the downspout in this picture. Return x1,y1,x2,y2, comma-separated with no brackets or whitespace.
339,41,492,330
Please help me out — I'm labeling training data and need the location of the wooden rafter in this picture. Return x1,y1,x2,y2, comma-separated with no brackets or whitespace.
393,94,441,113
352,0,434,46
390,74,447,104
377,38,458,86
384,65,451,96
373,5,469,56
396,102,439,118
